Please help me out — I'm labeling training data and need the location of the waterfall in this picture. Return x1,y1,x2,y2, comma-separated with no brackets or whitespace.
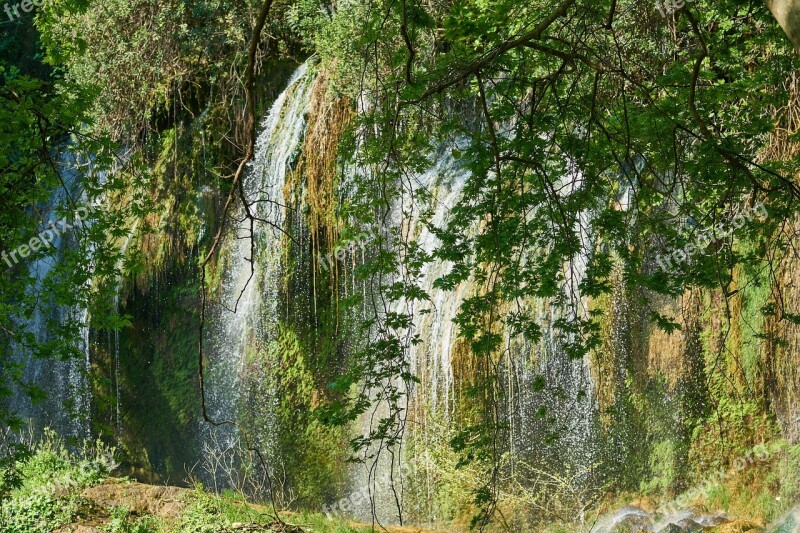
342,138,602,525
402,142,471,415
201,62,314,481
200,60,601,521
8,153,93,442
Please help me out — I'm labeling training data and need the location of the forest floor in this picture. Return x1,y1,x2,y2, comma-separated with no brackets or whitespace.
0,430,440,532
51,478,437,533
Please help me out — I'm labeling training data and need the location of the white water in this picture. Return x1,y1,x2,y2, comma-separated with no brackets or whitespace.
346,141,601,524
199,63,602,522
9,153,92,442
201,62,314,478
394,140,471,415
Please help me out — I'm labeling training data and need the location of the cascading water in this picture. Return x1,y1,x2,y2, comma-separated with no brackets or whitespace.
8,153,93,442
341,140,473,524
201,62,603,522
402,142,471,416
345,139,604,525
201,62,314,483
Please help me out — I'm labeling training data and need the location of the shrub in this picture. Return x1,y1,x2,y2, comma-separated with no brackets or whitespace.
0,428,117,532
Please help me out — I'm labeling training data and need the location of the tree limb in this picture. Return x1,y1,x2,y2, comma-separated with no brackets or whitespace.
405,0,576,105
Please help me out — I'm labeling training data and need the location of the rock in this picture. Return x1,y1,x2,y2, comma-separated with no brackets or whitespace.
694,511,730,527
712,519,764,532
673,518,705,531
79,478,189,519
652,508,731,532
608,506,654,532
595,503,752,533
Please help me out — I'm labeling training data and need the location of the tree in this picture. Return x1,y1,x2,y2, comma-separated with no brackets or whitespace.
765,0,800,49
304,0,800,525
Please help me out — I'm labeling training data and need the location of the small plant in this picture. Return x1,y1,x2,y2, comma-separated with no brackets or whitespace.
0,428,117,532
104,506,159,533
176,492,231,533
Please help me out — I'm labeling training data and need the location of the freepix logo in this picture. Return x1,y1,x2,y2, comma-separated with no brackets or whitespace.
3,0,44,22
318,231,371,272
2,206,91,269
654,202,767,273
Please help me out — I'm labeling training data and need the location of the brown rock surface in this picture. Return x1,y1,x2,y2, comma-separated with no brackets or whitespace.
79,478,189,518
712,519,764,532
54,526,105,533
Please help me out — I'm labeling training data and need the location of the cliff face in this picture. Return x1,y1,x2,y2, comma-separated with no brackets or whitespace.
87,58,800,531
8,0,800,530
13,10,794,531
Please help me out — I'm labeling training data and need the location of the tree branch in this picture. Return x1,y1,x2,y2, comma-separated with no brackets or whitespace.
405,0,576,105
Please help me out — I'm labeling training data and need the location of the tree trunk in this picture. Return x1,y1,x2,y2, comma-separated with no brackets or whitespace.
765,0,800,50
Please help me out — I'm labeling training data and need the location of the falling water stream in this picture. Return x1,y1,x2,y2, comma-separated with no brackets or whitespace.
201,63,314,475
9,153,92,442
340,137,602,524
10,63,603,524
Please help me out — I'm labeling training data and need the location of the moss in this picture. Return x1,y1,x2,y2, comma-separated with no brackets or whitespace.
85,60,305,486
114,266,202,482
259,325,349,507
738,261,772,395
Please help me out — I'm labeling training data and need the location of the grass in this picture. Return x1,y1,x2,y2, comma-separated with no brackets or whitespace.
4,428,796,532
100,489,377,533
0,429,114,532
0,429,379,533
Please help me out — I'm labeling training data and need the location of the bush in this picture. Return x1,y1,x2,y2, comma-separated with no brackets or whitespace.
0,428,117,532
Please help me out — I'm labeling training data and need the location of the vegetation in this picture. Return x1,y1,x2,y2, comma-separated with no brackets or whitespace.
2,0,800,530
0,429,115,531
297,0,800,526
0,430,373,532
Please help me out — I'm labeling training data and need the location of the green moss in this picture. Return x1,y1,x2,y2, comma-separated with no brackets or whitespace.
115,269,202,481
104,507,164,533
90,61,303,484
641,440,679,494
240,324,349,508
177,489,369,532
739,270,771,390
404,408,480,526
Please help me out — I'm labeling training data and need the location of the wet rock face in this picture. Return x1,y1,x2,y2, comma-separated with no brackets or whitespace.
769,506,800,532
671,518,705,531
591,505,652,532
593,505,735,532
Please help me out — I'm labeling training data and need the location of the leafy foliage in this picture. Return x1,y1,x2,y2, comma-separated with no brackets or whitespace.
298,0,800,525
0,429,115,532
